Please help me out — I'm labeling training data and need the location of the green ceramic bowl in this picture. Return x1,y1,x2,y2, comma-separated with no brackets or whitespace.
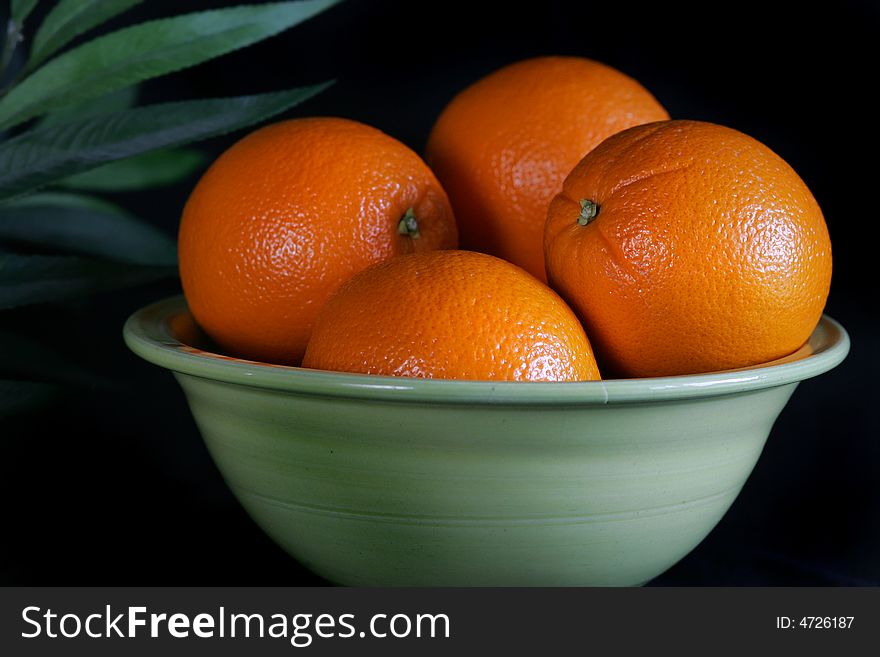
124,296,849,586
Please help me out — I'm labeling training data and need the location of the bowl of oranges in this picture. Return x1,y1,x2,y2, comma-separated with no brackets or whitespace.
124,56,849,585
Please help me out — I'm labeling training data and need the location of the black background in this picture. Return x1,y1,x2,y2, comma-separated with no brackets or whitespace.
2,0,878,585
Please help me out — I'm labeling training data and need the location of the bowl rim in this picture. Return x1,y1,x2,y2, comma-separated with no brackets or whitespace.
123,295,850,405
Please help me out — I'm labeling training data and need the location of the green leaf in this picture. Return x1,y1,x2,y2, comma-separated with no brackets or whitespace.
58,148,205,191
0,252,175,309
5,189,120,212
0,192,177,265
11,0,39,25
36,85,138,129
0,82,331,199
29,0,144,68
0,379,58,417
0,0,340,129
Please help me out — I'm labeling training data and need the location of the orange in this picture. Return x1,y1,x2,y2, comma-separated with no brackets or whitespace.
544,119,832,378
425,56,669,280
178,117,458,365
302,250,601,381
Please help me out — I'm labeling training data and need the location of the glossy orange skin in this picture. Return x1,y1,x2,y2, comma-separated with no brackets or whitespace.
425,56,669,281
302,250,601,381
179,117,458,365
544,120,833,378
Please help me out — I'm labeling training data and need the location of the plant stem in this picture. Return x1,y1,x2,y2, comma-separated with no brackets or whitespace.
397,207,421,239
577,198,599,226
